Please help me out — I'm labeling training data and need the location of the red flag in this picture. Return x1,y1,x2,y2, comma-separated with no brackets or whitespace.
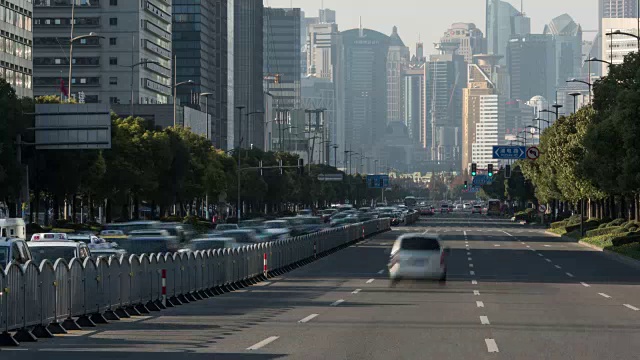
59,78,69,97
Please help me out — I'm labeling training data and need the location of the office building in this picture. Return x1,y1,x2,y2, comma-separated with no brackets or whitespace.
264,8,301,110
387,26,410,122
1,0,32,98
302,75,335,164
336,27,390,156
425,42,466,164
507,34,556,103
544,14,583,87
34,0,172,106
600,0,638,19
319,8,336,24
472,94,504,169
462,56,499,174
307,22,338,78
485,0,530,65
601,17,639,76
235,0,264,149
402,66,425,145
440,23,484,63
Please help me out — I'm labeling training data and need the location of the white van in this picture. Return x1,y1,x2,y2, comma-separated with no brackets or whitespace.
0,218,26,240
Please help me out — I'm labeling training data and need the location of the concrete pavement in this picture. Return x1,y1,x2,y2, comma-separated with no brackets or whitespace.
3,213,640,359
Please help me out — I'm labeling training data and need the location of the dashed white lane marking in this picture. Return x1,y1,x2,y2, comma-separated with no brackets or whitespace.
598,293,612,299
247,336,280,350
485,339,500,353
468,257,473,261
377,270,384,274
502,231,513,237
624,304,639,311
566,272,575,278
470,271,475,275
544,245,552,247
464,231,467,237
298,314,319,323
480,316,491,325
352,289,362,294
526,245,531,248
494,244,501,247
469,264,474,268
476,301,484,308
581,282,591,287
521,242,526,245
472,280,478,285
555,265,562,269
538,253,544,257
366,278,375,284
473,290,481,296
467,252,471,255
545,258,552,263
254,281,272,287
330,299,345,306
55,330,97,336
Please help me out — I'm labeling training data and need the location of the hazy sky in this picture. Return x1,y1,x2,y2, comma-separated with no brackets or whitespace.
265,0,599,55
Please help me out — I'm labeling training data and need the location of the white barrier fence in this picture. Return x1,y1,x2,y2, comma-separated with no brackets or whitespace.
0,219,390,346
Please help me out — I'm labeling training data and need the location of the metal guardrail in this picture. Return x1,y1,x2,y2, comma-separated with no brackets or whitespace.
0,219,390,346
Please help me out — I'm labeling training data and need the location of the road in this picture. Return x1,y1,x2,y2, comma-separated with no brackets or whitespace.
3,213,640,359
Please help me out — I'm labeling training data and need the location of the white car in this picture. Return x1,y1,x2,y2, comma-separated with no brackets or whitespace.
30,233,68,242
388,234,449,286
28,240,91,264
263,220,291,240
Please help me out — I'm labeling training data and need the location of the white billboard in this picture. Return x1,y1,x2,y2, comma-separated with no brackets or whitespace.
35,104,111,150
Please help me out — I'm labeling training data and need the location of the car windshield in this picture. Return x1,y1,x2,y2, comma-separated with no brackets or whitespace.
30,246,76,263
0,247,8,268
400,237,440,251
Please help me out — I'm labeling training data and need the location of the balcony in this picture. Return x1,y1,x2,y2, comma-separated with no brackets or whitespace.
144,78,171,96
35,0,100,7
145,61,171,78
144,40,171,60
144,20,171,42
145,1,171,23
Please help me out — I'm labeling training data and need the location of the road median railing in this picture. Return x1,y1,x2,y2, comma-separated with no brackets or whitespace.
0,219,390,346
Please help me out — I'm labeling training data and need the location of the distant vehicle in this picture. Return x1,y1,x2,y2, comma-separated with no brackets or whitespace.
388,233,449,286
0,237,32,268
263,220,292,240
404,197,418,208
31,233,69,242
321,209,338,223
124,230,180,254
216,224,240,231
298,209,314,216
472,205,483,214
89,244,127,259
420,207,435,216
220,229,260,244
293,216,326,234
185,237,238,251
454,204,463,211
487,199,502,216
102,221,160,235
0,218,26,240
463,203,472,210
28,240,91,264
440,204,451,214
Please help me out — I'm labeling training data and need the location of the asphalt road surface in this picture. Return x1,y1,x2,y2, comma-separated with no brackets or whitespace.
3,213,640,359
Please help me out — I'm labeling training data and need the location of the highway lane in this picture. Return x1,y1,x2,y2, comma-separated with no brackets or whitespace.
4,214,640,359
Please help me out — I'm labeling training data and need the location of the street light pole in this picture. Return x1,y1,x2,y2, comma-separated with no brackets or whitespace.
569,92,581,114
126,59,160,117
236,106,245,221
332,144,338,168
68,32,104,100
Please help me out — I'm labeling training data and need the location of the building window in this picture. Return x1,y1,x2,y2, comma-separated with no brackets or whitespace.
109,37,117,46
109,77,117,85
110,0,118,5
110,97,120,104
109,18,118,26
109,57,117,65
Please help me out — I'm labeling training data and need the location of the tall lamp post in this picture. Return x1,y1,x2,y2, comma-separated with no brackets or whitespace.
374,159,379,174
122,60,160,117
332,144,339,168
607,29,640,58
173,80,195,127
568,92,582,114
68,32,104,99
236,106,245,221
245,110,265,148
566,79,592,104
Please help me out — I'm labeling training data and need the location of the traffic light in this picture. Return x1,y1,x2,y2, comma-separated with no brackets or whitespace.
488,164,494,177
505,164,512,179
464,181,468,189
471,163,477,177
379,178,384,188
298,158,304,175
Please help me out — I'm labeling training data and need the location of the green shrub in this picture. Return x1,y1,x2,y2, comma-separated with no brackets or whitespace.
551,221,568,229
607,218,626,227
612,234,640,247
611,242,640,260
598,223,608,229
586,226,625,237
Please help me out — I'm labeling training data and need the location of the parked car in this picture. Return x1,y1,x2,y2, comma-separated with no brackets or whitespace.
388,233,449,286
472,205,483,214
0,237,32,268
420,207,435,216
463,203,472,210
28,240,91,264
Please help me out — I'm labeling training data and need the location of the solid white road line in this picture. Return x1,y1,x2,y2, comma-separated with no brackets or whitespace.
566,272,575,278
480,316,491,325
581,282,591,287
545,258,552,263
473,290,481,296
330,299,345,306
624,304,640,311
247,336,280,350
470,271,475,275
352,289,362,294
472,280,478,285
298,314,319,323
555,265,562,269
366,278,375,284
485,339,500,353
598,293,612,299
544,244,552,247
476,301,484,308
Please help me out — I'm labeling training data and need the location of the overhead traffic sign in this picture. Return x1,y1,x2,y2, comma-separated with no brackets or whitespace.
367,175,390,189
527,146,540,160
493,146,526,160
317,174,344,182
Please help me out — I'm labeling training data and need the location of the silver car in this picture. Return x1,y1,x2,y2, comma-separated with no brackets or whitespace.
388,234,449,286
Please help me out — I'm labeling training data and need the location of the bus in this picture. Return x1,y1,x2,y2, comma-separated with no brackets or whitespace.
404,196,418,208
487,199,502,216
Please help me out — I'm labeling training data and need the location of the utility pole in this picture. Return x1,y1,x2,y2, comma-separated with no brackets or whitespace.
236,106,245,221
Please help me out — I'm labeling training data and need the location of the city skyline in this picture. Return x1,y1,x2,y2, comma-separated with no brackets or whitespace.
267,0,598,54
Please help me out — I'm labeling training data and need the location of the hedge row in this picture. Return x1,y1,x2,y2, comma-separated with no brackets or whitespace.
586,226,626,237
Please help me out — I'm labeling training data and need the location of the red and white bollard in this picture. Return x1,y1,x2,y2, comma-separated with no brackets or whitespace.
263,253,267,277
362,227,365,239
161,269,167,307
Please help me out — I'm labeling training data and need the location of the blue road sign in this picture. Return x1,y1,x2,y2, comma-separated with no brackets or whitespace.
472,175,493,186
367,175,390,189
493,146,526,160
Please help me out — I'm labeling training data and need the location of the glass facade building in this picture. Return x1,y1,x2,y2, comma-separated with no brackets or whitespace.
485,0,530,66
264,8,301,110
0,0,32,98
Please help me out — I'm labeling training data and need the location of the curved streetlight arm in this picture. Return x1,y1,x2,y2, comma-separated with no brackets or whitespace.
535,118,550,124
567,79,591,87
606,30,640,40
585,58,613,66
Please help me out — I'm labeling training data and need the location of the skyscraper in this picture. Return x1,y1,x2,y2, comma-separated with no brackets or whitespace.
544,14,583,87
307,22,338,78
485,0,530,65
440,23,484,63
34,0,172,105
235,0,264,149
472,94,504,170
402,66,425,145
601,18,640,75
387,26,410,122
1,0,31,98
600,0,638,18
264,8,301,110
173,1,234,148
507,34,556,104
